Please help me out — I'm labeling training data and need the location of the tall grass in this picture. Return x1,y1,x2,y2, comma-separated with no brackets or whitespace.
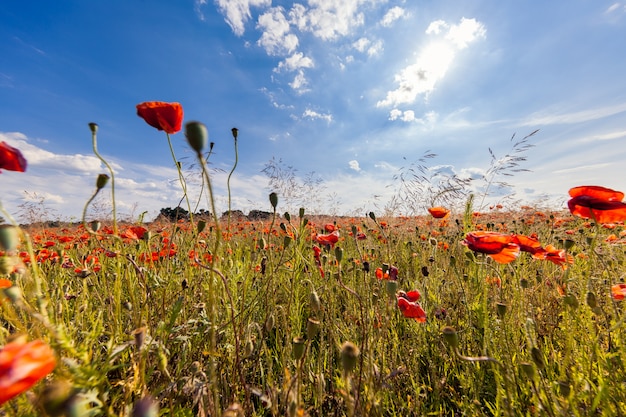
1,123,625,416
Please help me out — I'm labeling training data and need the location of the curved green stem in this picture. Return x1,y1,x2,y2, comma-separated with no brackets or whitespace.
226,135,239,233
90,128,118,235
166,132,194,224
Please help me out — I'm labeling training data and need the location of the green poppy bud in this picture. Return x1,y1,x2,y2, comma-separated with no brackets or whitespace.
0,225,20,252
185,121,209,154
340,341,360,374
269,192,278,209
441,326,459,350
292,336,306,360
96,174,110,190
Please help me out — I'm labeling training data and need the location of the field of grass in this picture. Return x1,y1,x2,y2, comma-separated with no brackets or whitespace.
2,110,626,416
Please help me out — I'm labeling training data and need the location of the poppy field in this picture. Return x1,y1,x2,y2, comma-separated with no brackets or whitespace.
2,104,626,416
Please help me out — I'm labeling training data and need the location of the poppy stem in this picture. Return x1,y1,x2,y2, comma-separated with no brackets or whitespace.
226,129,239,235
165,132,194,224
90,125,118,235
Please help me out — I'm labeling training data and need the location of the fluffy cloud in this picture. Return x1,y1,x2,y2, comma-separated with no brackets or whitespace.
303,108,333,123
275,52,315,72
257,7,299,55
380,6,408,27
348,160,361,171
213,0,272,36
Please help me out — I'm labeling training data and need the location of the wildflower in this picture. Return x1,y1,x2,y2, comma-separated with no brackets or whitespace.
0,142,27,173
567,185,626,224
542,245,574,269
462,231,520,264
397,289,421,302
314,231,339,247
427,207,450,219
375,267,389,280
512,234,544,257
0,339,56,405
136,101,183,134
611,283,626,300
397,297,427,322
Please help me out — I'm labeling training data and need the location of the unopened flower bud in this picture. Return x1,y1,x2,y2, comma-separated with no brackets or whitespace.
310,290,321,313
231,127,238,140
585,291,597,309
96,174,109,190
531,346,545,369
90,220,101,232
0,225,20,252
307,317,320,340
292,336,306,360
520,362,535,379
334,246,343,263
441,326,459,350
269,192,278,209
185,121,209,154
385,280,398,298
340,341,360,374
496,302,507,319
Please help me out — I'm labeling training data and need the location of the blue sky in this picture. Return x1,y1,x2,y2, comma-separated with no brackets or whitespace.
1,1,626,222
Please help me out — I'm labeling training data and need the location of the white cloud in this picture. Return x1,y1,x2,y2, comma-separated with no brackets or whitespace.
380,6,408,27
289,70,310,93
303,108,333,123
257,7,299,55
446,18,487,49
275,52,314,72
367,40,383,56
349,160,361,171
214,0,271,36
353,37,370,52
377,17,486,108
294,0,367,41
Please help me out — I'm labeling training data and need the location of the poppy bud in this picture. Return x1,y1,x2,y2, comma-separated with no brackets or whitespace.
284,212,291,221
133,327,147,351
310,290,321,313
531,346,545,369
340,341,360,374
520,278,529,289
563,239,575,250
585,291,597,309
496,302,507,319
244,338,255,357
88,122,98,134
520,362,535,379
441,326,459,350
0,225,20,252
334,246,343,263
0,256,17,275
231,127,238,140
558,381,571,398
96,174,109,190
385,280,398,298
283,235,292,248
292,336,306,360
564,294,579,309
90,220,101,232
299,207,305,218
368,211,376,221
265,313,275,332
307,317,320,340
269,192,278,209
197,220,207,234
185,121,209,154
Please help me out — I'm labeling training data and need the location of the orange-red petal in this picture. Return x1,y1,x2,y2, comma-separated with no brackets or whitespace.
136,101,183,134
568,185,624,201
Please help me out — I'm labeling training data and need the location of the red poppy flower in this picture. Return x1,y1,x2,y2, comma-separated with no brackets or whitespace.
314,231,339,247
136,101,184,134
397,297,426,322
0,142,27,173
398,289,421,302
540,245,574,268
567,185,626,224
512,234,545,257
0,339,56,405
611,283,626,300
0,279,11,290
462,231,520,264
428,207,450,219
